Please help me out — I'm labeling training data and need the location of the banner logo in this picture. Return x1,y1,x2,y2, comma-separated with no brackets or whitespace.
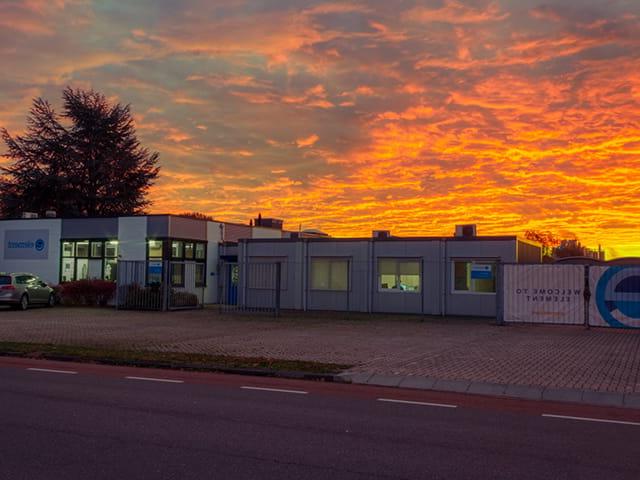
595,266,640,329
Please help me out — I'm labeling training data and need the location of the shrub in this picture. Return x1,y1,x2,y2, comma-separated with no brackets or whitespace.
120,284,163,310
170,289,199,308
59,279,116,306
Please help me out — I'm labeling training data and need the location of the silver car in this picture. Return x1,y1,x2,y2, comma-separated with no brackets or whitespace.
0,273,55,310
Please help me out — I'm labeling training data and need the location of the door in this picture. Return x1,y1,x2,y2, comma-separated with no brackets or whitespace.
26,276,46,303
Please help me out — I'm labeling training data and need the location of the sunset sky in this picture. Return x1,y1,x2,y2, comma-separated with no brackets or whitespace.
1,0,639,256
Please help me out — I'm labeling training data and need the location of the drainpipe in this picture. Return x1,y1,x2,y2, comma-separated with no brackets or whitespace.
302,239,308,311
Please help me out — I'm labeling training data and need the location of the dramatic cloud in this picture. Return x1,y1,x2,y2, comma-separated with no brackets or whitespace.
1,0,639,256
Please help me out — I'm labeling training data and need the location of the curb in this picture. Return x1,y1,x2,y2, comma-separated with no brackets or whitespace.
338,372,640,409
0,351,347,383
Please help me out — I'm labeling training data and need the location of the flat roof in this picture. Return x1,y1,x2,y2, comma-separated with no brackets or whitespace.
240,235,535,244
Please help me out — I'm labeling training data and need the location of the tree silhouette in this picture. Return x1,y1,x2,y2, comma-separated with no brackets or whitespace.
1,87,159,218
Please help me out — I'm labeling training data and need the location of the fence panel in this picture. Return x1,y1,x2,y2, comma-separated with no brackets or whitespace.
503,264,585,325
168,261,204,310
219,261,280,316
589,265,640,329
116,260,164,311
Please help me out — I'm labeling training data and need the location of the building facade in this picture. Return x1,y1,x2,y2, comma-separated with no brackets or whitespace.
236,234,541,317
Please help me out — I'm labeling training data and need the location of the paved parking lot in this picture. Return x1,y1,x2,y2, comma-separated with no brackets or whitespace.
1,306,639,394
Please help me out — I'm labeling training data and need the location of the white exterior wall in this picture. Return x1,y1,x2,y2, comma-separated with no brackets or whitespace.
205,221,224,304
117,217,148,261
251,226,283,239
0,219,62,285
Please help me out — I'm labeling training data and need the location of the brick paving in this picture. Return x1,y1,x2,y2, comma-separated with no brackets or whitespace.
1,306,639,394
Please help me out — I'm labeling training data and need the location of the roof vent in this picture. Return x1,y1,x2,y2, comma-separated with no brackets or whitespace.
455,224,477,238
45,210,57,218
21,212,39,219
373,230,391,239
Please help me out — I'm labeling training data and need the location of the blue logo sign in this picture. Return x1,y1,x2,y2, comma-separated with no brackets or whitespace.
35,239,45,251
595,267,640,329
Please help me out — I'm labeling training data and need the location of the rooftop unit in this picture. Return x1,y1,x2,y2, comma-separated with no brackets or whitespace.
455,224,477,238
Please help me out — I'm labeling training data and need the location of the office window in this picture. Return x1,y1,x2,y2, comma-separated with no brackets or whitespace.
311,258,349,291
76,241,89,258
171,262,185,287
60,239,117,282
195,263,205,286
148,240,163,258
104,259,117,282
62,242,75,257
171,241,184,259
195,243,206,260
378,258,420,292
91,242,103,258
105,241,118,258
452,261,496,293
184,242,194,260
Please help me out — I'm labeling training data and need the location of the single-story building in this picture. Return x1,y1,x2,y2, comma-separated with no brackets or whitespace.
0,214,283,304
235,227,541,317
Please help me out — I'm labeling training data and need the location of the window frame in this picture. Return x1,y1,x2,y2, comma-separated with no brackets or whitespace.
377,258,422,293
146,237,207,287
451,259,498,295
310,257,350,292
59,239,118,283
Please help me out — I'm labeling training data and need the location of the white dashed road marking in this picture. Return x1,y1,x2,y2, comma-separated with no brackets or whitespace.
241,386,308,395
542,414,640,427
27,368,77,375
125,376,184,384
377,398,458,409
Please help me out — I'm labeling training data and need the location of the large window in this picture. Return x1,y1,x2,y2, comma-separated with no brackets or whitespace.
311,258,349,291
453,260,496,294
146,238,207,287
61,239,118,282
378,258,421,292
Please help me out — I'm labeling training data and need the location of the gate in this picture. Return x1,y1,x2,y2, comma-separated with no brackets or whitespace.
219,261,281,316
116,260,204,311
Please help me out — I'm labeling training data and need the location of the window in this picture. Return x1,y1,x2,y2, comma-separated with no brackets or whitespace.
76,241,89,257
60,239,117,282
62,242,75,257
452,261,496,294
311,258,349,291
195,263,205,286
148,240,163,258
171,262,185,287
195,243,206,260
105,241,118,258
184,242,194,259
171,241,184,259
378,258,421,292
104,259,117,282
91,242,103,258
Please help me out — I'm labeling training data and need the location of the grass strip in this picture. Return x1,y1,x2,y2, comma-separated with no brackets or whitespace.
0,341,350,375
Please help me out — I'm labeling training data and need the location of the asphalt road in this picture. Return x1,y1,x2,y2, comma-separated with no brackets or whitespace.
1,359,640,480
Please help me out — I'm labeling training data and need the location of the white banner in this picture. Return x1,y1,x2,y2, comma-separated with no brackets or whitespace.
589,266,640,329
503,265,585,324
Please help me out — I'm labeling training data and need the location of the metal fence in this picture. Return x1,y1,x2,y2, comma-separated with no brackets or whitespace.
219,261,281,316
115,260,204,311
500,263,640,329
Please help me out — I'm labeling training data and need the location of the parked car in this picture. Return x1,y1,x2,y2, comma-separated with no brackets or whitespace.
0,273,55,310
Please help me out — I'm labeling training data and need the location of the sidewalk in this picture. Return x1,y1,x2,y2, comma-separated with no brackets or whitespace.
1,307,639,408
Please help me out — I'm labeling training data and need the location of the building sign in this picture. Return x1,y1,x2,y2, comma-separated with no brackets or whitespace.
471,264,493,280
3,229,49,260
590,266,640,329
503,264,584,324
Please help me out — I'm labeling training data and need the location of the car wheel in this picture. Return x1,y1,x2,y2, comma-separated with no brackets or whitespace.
47,293,55,307
19,294,29,311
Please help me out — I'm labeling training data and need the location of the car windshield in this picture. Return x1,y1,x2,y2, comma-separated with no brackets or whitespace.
0,276,11,285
